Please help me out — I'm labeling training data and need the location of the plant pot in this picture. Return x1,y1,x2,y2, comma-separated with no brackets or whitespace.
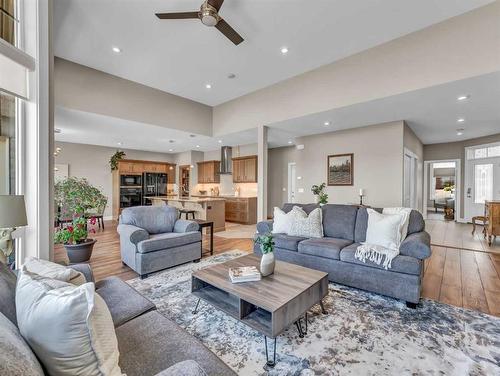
314,195,320,204
260,252,275,277
64,239,96,264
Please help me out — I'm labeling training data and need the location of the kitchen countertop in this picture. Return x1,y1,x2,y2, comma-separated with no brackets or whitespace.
191,194,257,199
151,196,226,203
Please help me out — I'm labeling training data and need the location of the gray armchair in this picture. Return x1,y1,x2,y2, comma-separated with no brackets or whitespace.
118,206,201,279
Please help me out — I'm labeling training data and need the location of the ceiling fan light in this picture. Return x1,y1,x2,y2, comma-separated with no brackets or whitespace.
201,11,218,26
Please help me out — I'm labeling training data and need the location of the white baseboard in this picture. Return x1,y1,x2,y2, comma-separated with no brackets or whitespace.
103,216,113,221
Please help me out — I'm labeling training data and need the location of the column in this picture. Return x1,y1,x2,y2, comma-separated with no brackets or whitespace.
257,125,268,222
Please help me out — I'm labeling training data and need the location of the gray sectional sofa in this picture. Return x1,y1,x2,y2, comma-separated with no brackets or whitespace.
0,262,235,376
118,205,202,279
255,203,432,306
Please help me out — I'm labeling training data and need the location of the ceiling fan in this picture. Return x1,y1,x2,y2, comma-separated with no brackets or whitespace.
155,0,244,45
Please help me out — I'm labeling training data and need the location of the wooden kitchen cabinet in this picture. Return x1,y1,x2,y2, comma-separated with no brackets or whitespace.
197,161,220,183
224,197,257,224
232,155,257,183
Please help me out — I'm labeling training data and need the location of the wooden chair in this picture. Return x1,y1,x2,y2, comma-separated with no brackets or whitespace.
471,215,488,237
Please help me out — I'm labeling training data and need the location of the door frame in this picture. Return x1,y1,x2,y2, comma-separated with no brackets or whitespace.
403,148,418,209
287,162,296,203
423,159,461,222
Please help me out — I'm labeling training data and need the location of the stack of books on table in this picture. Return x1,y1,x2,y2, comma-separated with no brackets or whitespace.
229,266,261,283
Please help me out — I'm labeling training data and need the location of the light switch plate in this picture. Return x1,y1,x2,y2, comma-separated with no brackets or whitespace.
298,188,304,193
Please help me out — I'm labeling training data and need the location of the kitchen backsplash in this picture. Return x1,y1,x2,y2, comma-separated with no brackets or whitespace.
194,175,257,197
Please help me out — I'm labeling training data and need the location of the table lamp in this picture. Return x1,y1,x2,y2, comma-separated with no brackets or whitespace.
0,195,28,264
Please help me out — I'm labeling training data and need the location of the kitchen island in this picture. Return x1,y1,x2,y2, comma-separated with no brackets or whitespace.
149,196,226,232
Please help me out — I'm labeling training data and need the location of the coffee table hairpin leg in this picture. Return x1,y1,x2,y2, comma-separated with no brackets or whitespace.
295,312,308,338
319,300,327,314
192,298,201,314
264,336,277,369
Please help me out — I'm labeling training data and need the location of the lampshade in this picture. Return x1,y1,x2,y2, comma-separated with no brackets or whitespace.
0,195,28,228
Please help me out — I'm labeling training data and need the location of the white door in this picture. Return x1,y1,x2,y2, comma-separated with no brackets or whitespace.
288,163,297,203
464,154,500,221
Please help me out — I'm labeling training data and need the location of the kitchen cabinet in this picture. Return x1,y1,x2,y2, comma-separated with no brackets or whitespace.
225,197,257,224
197,161,220,183
232,155,257,183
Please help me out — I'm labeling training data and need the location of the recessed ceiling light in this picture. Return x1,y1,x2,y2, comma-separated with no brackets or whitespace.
196,145,200,148
457,95,470,101
457,128,464,136
457,118,465,123
205,84,212,89
287,140,293,144
218,140,222,143
280,47,289,54
168,149,173,152
324,121,330,126
117,142,122,146
112,46,121,53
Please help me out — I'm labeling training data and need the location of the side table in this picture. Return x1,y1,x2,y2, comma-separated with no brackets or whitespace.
193,219,214,256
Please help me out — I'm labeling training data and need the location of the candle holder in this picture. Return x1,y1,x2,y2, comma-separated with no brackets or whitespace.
359,194,364,206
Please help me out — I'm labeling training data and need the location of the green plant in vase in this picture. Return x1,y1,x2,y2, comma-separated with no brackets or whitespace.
255,233,275,276
110,150,126,171
311,183,328,205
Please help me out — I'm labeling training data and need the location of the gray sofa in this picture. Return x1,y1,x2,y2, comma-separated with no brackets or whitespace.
118,205,202,279
255,203,432,306
0,262,235,376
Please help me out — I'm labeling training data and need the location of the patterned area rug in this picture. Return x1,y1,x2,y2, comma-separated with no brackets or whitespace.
128,250,500,376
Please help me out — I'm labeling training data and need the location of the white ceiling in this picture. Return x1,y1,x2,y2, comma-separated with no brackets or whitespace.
53,0,493,106
269,72,500,145
55,72,500,151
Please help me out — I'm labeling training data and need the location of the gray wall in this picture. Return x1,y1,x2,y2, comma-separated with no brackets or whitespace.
268,121,405,215
55,58,213,136
55,141,174,218
423,133,500,218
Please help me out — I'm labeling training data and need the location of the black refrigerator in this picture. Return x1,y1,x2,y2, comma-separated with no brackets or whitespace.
142,172,168,205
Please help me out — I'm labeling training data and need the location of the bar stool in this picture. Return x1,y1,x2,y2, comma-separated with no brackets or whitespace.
179,209,196,219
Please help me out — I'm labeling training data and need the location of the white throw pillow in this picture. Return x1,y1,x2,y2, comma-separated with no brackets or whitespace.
365,209,403,251
23,256,86,285
16,267,123,376
365,209,406,251
272,206,306,234
382,207,412,244
288,207,324,238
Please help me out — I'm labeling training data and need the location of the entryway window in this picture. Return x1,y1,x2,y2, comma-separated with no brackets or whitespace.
467,143,500,160
474,164,493,204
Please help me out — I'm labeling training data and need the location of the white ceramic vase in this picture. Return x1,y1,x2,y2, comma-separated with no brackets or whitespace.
260,252,275,277
314,195,320,204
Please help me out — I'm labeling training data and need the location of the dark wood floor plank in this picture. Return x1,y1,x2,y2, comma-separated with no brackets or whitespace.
439,248,462,306
421,246,446,300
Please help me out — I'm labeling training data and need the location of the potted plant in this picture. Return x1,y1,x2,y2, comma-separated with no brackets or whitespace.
54,177,107,263
55,216,97,263
109,150,126,171
254,233,275,276
311,183,328,205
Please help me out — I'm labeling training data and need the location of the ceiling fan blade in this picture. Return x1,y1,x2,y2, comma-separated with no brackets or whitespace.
155,12,199,20
215,18,244,45
207,0,225,11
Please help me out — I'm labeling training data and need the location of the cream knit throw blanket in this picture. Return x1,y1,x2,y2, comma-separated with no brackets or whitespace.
355,208,412,270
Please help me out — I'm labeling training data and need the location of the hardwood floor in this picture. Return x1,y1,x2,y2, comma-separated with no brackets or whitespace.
55,220,500,317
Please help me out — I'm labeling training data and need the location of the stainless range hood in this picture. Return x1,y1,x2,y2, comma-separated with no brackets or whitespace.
220,146,232,174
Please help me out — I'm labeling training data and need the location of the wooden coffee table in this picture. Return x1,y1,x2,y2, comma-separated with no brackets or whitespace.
191,254,329,367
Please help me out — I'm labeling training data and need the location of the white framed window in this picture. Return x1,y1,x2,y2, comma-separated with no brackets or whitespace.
467,143,500,160
474,164,493,204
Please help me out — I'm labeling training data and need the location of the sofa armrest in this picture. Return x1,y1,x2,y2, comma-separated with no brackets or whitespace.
174,219,199,233
256,220,273,234
399,231,431,259
154,360,207,376
68,263,95,283
117,224,149,244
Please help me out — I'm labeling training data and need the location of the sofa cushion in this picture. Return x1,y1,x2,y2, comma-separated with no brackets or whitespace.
0,312,45,376
282,203,319,214
272,233,308,251
116,311,236,376
298,237,353,260
96,277,156,327
322,204,358,241
137,231,201,254
407,210,425,234
288,207,324,238
340,243,422,276
0,262,17,326
121,206,177,234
